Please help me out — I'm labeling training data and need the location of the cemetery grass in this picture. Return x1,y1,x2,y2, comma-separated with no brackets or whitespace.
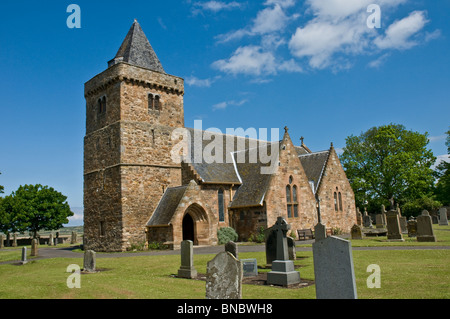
0,249,449,299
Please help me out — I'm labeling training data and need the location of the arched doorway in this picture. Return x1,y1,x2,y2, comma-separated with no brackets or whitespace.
182,204,209,246
182,213,195,242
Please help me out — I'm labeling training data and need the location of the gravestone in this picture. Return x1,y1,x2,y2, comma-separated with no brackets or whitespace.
439,207,449,226
314,222,327,240
356,208,362,226
417,210,437,242
177,240,197,279
12,233,17,247
287,236,296,260
386,210,404,241
83,250,96,272
313,236,357,299
407,218,417,238
363,209,373,228
0,235,4,249
264,226,277,266
71,231,77,245
31,238,38,257
21,247,27,265
431,215,439,224
241,259,258,277
48,233,54,246
266,217,301,287
351,224,363,240
206,251,242,299
225,241,238,259
375,214,386,229
399,216,408,234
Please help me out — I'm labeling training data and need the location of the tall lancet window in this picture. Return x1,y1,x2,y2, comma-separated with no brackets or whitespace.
218,189,225,222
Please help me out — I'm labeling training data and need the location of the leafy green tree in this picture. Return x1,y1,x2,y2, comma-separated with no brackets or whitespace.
3,184,74,238
434,128,450,205
0,171,4,194
0,194,27,237
340,124,436,213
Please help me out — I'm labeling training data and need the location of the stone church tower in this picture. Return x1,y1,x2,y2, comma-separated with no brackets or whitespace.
83,20,185,251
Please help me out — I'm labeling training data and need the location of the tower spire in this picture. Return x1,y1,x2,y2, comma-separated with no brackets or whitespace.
108,19,165,73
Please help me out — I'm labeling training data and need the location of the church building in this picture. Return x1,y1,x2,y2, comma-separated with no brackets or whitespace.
83,20,357,252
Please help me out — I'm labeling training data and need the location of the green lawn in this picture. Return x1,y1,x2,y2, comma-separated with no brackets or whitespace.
1,225,449,299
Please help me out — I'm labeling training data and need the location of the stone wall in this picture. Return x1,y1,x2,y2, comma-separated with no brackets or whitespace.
264,131,318,238
317,147,357,233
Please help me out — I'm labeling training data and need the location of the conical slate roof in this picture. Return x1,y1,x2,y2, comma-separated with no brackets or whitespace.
108,20,165,73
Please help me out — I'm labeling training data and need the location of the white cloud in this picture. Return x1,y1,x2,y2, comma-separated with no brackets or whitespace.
368,53,390,69
185,75,220,87
192,1,244,15
374,11,429,50
432,154,450,170
212,45,277,76
251,4,296,35
429,135,447,142
212,99,249,110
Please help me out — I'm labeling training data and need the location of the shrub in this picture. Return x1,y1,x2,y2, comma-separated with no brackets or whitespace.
217,227,238,244
249,227,266,243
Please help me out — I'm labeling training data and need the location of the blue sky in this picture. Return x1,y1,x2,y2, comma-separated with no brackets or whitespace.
0,0,449,226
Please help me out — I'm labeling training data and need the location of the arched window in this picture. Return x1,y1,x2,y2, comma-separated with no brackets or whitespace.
218,189,225,222
102,96,106,113
286,185,292,218
338,192,343,211
334,192,338,211
98,96,106,114
154,95,161,110
148,94,154,111
292,185,298,217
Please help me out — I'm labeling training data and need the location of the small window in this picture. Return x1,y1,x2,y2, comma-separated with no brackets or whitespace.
98,96,106,114
338,192,343,211
148,93,161,111
286,185,292,218
154,95,161,110
334,192,338,212
292,185,298,217
99,221,106,237
218,189,225,222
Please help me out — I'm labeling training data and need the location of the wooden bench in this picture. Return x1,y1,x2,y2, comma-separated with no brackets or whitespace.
297,229,315,240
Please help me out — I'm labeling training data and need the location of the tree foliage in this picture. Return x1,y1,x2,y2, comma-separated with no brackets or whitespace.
0,184,73,237
0,171,4,194
340,124,436,213
434,128,450,205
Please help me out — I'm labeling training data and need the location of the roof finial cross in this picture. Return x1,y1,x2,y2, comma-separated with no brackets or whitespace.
300,136,304,145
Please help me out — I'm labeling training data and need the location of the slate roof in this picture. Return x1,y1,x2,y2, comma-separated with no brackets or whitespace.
298,150,330,193
229,144,280,208
184,128,275,185
108,20,165,73
147,185,187,226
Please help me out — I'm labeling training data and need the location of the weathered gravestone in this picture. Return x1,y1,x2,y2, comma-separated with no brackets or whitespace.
71,231,77,245
363,209,373,228
399,216,408,234
177,240,197,279
439,207,449,226
264,226,276,266
83,250,96,272
20,247,28,265
12,233,17,247
31,238,38,257
351,224,363,240
225,241,238,259
356,207,362,226
206,251,242,299
266,217,301,287
407,218,417,238
386,210,404,241
417,210,436,242
313,233,358,299
241,259,258,277
48,233,54,246
287,236,296,260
